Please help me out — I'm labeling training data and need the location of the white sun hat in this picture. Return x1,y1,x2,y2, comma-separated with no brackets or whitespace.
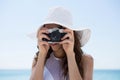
29,7,91,47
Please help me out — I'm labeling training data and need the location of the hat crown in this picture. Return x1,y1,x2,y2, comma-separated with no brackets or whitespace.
44,7,73,28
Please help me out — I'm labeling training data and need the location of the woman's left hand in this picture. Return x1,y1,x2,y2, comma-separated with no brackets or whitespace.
59,28,75,56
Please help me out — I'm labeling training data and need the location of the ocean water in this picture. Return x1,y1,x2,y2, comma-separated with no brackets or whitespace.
0,69,30,80
93,70,120,80
0,69,120,80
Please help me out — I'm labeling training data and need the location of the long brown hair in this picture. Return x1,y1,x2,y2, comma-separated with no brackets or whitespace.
34,31,84,78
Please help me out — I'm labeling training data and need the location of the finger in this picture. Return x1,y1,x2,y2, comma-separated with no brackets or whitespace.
38,34,50,41
62,29,73,34
38,29,49,35
59,39,72,44
38,41,49,46
61,33,72,40
37,29,49,37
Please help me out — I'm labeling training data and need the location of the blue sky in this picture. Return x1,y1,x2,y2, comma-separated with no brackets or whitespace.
0,0,120,69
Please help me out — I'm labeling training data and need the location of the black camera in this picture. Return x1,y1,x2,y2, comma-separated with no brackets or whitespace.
42,28,67,43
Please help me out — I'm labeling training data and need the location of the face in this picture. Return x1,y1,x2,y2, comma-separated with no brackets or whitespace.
43,24,63,52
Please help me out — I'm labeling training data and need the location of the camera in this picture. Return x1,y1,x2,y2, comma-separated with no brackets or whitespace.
42,28,67,43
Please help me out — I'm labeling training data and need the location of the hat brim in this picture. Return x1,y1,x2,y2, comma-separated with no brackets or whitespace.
28,25,91,47
75,29,91,47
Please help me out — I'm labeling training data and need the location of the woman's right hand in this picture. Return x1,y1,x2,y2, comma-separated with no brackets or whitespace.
37,27,50,57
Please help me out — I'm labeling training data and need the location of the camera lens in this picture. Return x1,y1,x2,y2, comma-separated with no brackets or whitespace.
50,30,61,42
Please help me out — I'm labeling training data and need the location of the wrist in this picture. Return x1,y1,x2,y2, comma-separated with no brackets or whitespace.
66,51,75,59
38,52,47,59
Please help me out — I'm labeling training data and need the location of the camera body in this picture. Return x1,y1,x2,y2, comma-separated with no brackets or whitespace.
42,28,66,43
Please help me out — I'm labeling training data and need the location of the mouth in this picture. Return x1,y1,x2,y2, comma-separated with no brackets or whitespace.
50,43,59,46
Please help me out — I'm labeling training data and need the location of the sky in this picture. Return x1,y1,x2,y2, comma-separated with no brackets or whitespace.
0,0,120,69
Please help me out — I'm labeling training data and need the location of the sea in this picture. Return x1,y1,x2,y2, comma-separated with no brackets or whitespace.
0,69,120,80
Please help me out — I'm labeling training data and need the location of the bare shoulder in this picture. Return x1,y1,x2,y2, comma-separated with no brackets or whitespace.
81,54,94,65
82,54,93,61
81,54,94,80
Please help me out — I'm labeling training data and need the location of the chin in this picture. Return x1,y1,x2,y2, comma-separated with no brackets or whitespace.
50,43,62,51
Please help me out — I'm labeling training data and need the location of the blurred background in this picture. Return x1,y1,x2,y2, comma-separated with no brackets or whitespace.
0,0,120,74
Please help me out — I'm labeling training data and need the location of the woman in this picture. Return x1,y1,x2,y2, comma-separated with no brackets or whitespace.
30,7,93,80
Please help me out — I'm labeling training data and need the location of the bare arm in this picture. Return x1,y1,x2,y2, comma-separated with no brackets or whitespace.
30,27,50,80
67,52,83,80
30,53,46,80
67,53,94,80
60,28,94,80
